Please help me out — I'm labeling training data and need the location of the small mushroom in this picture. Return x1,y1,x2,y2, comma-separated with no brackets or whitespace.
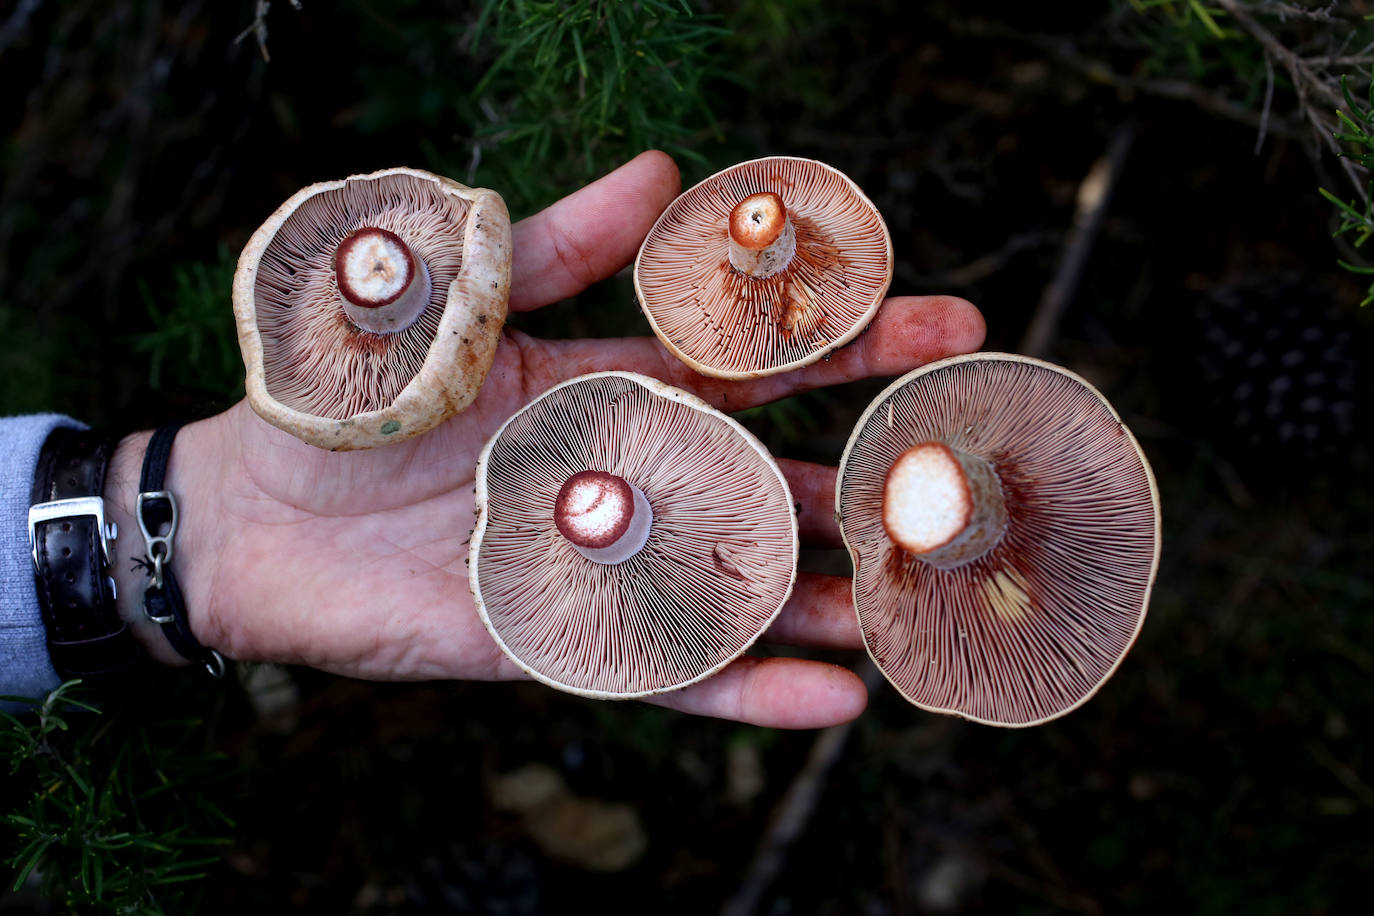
233,167,511,450
470,371,799,699
836,353,1161,727
633,156,893,379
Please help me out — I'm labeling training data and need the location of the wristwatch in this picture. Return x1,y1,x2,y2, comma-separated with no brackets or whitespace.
28,427,141,680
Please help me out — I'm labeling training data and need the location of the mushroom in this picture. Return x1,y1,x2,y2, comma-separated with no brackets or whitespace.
633,156,893,379
233,167,511,450
469,371,799,698
836,353,1161,727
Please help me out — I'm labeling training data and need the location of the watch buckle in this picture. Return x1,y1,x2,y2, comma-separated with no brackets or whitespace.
29,496,118,570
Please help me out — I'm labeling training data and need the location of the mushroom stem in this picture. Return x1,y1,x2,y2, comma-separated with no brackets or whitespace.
728,192,796,279
554,470,653,565
883,441,1008,569
335,226,433,334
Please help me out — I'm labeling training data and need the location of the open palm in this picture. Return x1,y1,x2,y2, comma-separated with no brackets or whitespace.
155,152,985,728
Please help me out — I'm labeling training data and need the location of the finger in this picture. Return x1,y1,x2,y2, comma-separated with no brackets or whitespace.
766,572,862,649
645,656,868,728
512,294,986,410
778,457,840,546
509,150,681,312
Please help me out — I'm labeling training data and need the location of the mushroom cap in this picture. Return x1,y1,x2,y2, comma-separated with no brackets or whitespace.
233,167,511,450
634,156,893,379
470,371,799,699
836,353,1161,727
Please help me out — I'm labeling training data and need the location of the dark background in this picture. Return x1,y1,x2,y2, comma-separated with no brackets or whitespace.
2,1,1371,913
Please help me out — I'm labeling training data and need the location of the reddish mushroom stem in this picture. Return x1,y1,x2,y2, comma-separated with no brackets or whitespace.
883,441,1008,570
728,192,796,279
334,226,433,334
553,470,653,565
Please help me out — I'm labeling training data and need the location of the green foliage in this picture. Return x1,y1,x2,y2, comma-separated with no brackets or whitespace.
1125,0,1259,88
128,246,244,401
1122,1,1374,304
456,0,729,218
1,681,233,913
1321,69,1374,305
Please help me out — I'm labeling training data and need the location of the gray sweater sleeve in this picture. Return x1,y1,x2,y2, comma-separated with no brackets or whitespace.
1,414,82,702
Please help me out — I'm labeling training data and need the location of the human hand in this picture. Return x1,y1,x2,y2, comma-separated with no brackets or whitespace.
104,151,985,728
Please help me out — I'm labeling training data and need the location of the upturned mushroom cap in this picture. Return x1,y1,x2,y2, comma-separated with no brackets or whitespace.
233,167,512,450
470,371,799,699
634,156,893,379
836,353,1161,727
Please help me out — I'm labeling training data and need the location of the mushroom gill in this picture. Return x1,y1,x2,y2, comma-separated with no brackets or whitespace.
837,354,1161,727
253,173,471,420
635,156,892,378
471,372,799,699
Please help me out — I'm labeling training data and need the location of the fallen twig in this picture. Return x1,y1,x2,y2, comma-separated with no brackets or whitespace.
1019,123,1135,359
719,660,886,916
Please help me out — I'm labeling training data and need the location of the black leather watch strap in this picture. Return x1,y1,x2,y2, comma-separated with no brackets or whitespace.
29,427,141,680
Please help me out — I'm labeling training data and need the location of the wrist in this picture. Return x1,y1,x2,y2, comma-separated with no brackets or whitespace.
104,422,224,668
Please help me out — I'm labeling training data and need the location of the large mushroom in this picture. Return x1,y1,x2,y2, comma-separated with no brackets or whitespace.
469,371,799,699
836,353,1161,727
233,167,511,450
634,156,892,379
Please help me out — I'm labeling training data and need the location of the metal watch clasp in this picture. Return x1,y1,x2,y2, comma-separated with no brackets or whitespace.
136,489,178,588
28,496,118,571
